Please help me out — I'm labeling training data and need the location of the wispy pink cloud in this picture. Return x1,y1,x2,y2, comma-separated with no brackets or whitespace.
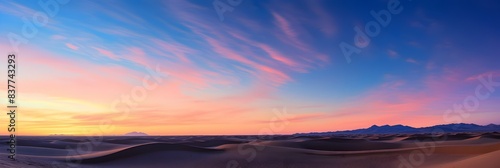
153,39,194,63
269,9,330,65
259,44,298,68
256,65,292,85
124,46,150,67
65,43,79,50
272,12,297,38
466,70,500,81
308,0,336,36
0,1,36,18
94,47,119,60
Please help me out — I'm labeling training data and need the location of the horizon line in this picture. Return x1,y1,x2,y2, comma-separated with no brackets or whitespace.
5,122,499,136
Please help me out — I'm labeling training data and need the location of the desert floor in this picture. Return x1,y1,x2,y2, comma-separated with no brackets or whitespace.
1,132,500,168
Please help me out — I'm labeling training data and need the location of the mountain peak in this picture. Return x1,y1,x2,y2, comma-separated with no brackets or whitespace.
369,125,379,128
124,131,148,136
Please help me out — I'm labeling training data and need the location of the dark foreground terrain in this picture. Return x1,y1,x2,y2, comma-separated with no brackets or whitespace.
2,132,500,168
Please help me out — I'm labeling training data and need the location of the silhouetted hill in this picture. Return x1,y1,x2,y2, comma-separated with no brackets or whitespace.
296,123,500,136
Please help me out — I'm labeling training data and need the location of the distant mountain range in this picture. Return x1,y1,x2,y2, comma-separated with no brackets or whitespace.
296,123,500,136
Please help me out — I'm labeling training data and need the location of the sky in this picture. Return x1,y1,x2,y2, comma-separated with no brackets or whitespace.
1,0,500,136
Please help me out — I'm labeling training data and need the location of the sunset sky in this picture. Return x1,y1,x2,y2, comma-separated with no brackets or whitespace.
1,0,500,136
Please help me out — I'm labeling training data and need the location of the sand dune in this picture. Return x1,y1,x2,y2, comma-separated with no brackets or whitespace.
80,143,224,164
433,150,500,168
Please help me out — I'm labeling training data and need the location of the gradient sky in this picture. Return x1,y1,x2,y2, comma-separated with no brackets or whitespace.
1,0,500,135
